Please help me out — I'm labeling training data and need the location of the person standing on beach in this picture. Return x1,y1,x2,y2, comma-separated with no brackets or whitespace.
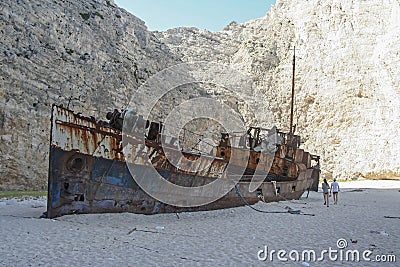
331,178,340,204
322,179,330,207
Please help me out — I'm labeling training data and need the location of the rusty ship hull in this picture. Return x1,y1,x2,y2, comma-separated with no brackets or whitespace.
47,105,320,218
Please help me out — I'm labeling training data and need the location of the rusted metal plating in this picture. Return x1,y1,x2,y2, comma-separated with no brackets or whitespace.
47,105,320,218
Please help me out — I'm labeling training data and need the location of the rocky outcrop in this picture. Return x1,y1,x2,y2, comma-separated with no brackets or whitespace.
1,0,399,190
156,0,400,180
0,0,181,190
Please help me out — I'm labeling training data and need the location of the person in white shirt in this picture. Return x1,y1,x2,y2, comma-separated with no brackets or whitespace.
331,178,340,204
322,179,331,207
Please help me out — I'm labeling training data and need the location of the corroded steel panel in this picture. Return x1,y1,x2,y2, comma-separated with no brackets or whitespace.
295,149,304,163
51,106,123,161
302,152,311,168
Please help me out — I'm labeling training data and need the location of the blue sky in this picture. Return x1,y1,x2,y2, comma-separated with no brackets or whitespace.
114,0,275,32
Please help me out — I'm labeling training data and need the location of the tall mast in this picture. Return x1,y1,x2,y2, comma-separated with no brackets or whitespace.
289,47,296,137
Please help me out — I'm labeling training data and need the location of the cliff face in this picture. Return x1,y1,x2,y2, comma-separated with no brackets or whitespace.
156,0,400,180
1,0,399,190
0,0,181,189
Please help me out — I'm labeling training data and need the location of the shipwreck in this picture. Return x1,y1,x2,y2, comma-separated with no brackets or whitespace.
46,52,320,218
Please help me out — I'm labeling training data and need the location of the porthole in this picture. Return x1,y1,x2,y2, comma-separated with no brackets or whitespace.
68,156,84,172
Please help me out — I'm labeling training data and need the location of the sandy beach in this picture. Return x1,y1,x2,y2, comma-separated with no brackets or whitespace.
0,180,399,266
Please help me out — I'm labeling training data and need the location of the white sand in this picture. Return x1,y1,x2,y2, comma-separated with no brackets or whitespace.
0,180,399,266
339,180,400,189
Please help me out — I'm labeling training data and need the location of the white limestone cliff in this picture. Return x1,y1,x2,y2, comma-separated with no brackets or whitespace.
156,0,400,180
1,0,399,189
0,0,181,189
